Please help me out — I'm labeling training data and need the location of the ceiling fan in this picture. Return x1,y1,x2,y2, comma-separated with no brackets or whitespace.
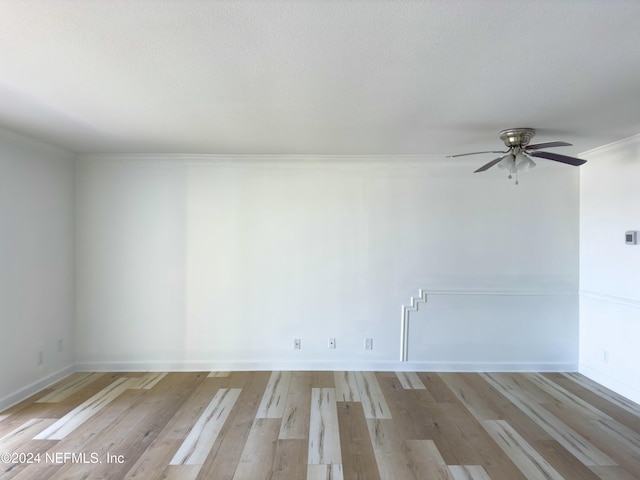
447,128,587,184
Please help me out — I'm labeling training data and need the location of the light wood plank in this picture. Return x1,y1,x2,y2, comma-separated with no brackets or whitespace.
592,419,640,466
405,439,454,479
33,377,136,440
541,398,640,478
336,401,381,480
563,373,640,417
170,388,241,465
208,371,231,378
308,388,342,465
395,372,426,390
525,373,608,420
355,372,392,420
270,439,308,480
307,464,344,480
439,373,500,421
483,420,565,480
334,372,361,402
279,372,312,440
418,372,459,404
232,418,280,480
0,418,56,452
482,373,616,467
129,372,167,390
366,419,417,480
195,371,272,480
256,371,292,419
50,373,207,480
124,375,222,479
17,385,159,479
376,372,438,441
160,465,201,480
3,371,639,480
588,465,640,480
36,373,104,403
448,465,492,480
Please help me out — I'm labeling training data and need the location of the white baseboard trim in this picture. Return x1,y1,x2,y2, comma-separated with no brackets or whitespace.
1,361,577,410
75,360,577,373
579,363,640,405
0,364,75,412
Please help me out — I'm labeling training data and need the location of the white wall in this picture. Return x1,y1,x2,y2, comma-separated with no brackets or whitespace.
75,155,579,371
0,130,75,410
580,134,640,403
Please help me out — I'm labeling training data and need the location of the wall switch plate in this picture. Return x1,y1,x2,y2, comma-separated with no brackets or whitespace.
328,338,336,349
365,338,373,350
293,338,301,350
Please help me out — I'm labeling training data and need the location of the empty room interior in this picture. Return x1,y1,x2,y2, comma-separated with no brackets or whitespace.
1,1,640,479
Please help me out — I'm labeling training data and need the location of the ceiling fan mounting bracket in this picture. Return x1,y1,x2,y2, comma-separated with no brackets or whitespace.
499,128,536,148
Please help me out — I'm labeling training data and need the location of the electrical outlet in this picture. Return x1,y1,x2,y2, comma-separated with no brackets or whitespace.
365,338,373,350
328,338,336,349
603,350,609,364
294,338,301,350
58,339,64,352
37,351,43,366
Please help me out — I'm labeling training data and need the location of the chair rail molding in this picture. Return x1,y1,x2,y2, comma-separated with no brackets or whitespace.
580,290,640,309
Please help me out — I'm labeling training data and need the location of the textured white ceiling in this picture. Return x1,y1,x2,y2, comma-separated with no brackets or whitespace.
1,0,640,156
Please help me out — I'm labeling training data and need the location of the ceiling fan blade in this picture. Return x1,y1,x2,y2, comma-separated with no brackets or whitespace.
525,141,572,150
529,150,586,166
474,156,504,173
447,150,507,158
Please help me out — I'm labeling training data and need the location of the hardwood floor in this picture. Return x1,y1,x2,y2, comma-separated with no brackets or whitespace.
1,371,639,480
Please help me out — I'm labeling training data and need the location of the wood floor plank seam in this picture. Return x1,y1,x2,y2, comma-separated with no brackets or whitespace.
334,371,361,402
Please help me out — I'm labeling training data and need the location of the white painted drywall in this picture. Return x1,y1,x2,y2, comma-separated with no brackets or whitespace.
580,134,640,403
0,130,75,409
74,159,187,366
75,155,579,371
407,292,577,369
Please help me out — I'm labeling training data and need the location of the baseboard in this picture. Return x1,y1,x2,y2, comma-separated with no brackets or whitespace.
75,360,577,373
1,361,577,411
579,363,640,405
0,364,75,412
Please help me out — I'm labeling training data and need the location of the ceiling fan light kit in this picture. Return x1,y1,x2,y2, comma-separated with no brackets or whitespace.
447,128,586,184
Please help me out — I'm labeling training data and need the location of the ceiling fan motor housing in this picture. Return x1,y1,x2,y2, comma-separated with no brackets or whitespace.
499,128,536,148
